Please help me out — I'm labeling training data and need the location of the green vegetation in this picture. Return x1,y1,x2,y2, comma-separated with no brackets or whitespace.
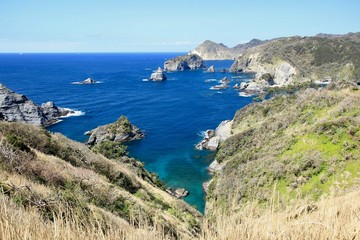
92,140,128,159
208,88,360,213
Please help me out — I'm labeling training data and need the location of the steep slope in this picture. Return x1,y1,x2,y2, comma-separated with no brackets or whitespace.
230,33,360,91
0,122,201,239
206,87,360,214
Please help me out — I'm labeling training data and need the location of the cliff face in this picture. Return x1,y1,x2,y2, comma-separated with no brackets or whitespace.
0,84,46,126
230,33,360,90
0,121,201,239
205,88,360,214
0,84,72,127
164,54,206,71
189,39,268,60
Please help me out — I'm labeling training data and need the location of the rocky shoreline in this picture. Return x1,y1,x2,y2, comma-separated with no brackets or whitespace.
0,83,81,127
196,120,233,151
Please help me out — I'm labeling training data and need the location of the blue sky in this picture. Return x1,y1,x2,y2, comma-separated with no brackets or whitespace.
0,0,359,52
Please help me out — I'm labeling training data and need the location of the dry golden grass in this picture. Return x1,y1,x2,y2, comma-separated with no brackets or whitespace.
0,192,171,240
1,187,359,240
200,189,360,240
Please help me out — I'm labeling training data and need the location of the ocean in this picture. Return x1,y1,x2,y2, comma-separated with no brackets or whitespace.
0,53,253,212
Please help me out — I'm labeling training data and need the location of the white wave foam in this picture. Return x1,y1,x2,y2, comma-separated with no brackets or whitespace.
204,79,217,83
217,91,223,94
239,92,252,97
71,81,102,85
142,79,149,81
60,108,85,118
197,131,206,137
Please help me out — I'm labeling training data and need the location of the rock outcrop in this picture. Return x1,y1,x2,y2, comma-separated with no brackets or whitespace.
0,84,73,127
86,115,144,146
164,54,206,71
230,33,360,91
81,78,97,84
207,65,215,73
166,187,189,199
149,67,167,81
196,120,233,151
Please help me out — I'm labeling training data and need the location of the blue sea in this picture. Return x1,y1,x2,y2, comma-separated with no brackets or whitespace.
0,53,253,212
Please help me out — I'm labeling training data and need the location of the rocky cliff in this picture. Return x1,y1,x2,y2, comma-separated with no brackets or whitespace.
205,88,360,215
189,39,268,60
230,33,360,91
164,54,206,71
0,84,72,127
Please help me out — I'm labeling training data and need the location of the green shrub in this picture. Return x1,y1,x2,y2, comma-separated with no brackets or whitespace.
92,141,128,159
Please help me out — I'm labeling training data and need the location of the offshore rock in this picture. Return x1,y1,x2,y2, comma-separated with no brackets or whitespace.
149,67,167,81
164,54,206,71
81,78,97,84
40,101,72,120
207,65,215,73
86,115,144,146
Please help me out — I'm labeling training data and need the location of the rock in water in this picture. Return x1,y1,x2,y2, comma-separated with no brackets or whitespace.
82,78,97,84
207,65,215,73
41,101,73,119
197,120,233,151
86,115,144,145
149,67,167,81
164,54,206,71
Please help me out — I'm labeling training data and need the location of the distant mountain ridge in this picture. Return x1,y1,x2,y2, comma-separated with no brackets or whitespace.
229,32,360,91
189,39,269,60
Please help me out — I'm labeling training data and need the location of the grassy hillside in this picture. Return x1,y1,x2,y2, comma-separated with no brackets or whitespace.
207,87,360,214
0,122,201,239
230,33,360,87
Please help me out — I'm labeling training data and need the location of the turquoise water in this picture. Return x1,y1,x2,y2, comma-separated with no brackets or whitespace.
0,53,253,212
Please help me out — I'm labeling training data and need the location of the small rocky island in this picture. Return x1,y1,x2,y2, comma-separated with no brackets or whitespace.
207,65,215,73
72,77,99,84
0,83,75,127
149,67,167,81
85,115,144,146
164,54,206,71
210,77,230,90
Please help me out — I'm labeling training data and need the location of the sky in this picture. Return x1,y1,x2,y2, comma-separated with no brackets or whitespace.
0,0,359,52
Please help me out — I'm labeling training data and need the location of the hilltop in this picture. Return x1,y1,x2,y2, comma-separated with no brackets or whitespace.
189,39,268,60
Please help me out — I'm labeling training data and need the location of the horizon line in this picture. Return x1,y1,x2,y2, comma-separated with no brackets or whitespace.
0,51,188,54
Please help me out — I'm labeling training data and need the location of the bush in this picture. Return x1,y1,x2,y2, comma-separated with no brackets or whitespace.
92,141,128,159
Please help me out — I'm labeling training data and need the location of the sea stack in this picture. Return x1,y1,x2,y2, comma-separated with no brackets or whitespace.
207,65,215,73
149,67,167,81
